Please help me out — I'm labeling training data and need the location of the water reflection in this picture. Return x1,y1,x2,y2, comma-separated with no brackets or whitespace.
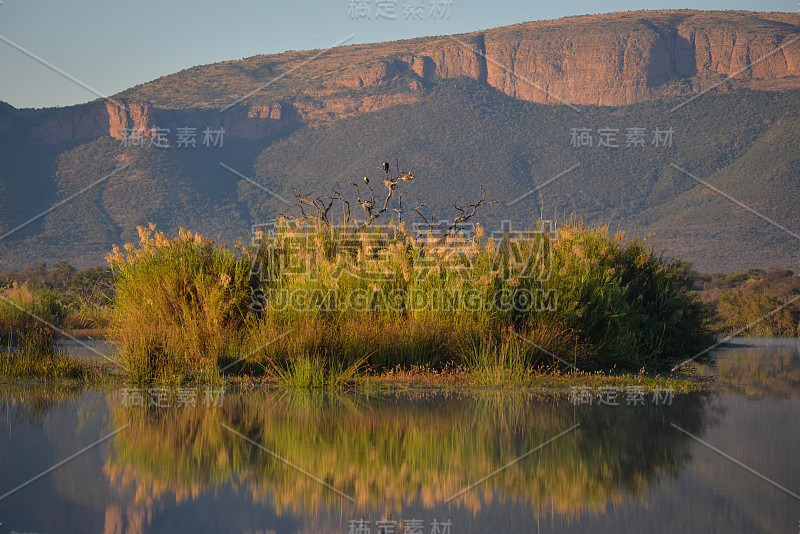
104,388,713,530
714,339,800,398
57,338,118,361
0,383,87,426
4,339,799,534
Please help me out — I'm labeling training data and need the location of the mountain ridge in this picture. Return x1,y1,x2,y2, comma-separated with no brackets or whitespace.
3,9,800,142
1,10,799,273
114,9,800,111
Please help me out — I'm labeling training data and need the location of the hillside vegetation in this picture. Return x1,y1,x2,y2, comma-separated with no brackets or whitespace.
1,82,799,272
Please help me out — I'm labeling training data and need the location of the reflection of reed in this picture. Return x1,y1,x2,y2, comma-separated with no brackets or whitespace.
102,504,149,534
106,388,711,519
0,383,86,426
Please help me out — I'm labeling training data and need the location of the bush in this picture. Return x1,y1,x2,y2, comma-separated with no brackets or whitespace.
540,221,714,368
697,269,800,337
0,282,86,381
107,225,252,384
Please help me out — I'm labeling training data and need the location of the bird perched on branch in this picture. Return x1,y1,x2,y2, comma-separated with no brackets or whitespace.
382,162,390,173
363,176,369,185
399,172,415,181
359,199,375,213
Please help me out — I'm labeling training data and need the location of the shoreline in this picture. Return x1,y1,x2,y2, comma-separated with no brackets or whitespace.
0,357,715,394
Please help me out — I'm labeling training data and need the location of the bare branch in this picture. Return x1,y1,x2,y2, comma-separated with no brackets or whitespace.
330,186,351,225
275,161,497,239
414,198,436,233
394,191,405,223
448,183,499,234
380,179,396,212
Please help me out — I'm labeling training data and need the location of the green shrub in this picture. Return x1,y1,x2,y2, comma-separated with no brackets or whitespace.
243,218,713,373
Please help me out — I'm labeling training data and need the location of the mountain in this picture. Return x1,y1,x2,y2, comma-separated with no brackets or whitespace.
0,10,799,271
116,9,800,113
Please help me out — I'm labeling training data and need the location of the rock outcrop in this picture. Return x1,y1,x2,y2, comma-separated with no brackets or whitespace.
1,99,297,145
279,10,800,113
224,10,800,120
106,100,155,139
103,100,296,141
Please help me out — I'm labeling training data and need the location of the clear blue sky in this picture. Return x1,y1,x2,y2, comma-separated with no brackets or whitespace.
0,0,796,108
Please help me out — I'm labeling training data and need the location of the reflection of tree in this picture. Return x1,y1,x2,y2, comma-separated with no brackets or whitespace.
106,388,713,520
716,344,800,398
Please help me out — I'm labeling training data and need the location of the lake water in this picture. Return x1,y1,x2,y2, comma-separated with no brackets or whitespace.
0,338,798,534
56,338,118,361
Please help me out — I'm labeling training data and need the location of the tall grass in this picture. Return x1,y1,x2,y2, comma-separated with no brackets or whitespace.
0,282,87,380
107,225,251,384
0,343,89,381
107,219,713,384
0,282,67,346
461,324,591,387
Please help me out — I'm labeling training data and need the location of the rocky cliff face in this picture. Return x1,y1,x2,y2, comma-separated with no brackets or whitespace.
235,10,800,120
106,100,154,139
6,10,800,141
104,100,297,141
4,99,296,145
370,11,800,107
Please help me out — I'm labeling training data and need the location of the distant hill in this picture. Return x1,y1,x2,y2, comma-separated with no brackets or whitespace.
1,10,799,272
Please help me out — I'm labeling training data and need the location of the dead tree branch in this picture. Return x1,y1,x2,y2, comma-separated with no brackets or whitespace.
274,162,498,238
448,184,499,234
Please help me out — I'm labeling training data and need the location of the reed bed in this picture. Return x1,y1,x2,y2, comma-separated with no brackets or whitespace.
107,219,713,384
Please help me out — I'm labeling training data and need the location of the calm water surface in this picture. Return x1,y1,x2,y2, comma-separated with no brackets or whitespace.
0,338,798,534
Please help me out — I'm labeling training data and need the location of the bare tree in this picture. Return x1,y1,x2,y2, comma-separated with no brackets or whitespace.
276,160,497,238
448,184,498,234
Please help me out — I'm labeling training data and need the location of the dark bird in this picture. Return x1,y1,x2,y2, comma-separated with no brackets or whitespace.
363,176,369,184
382,162,390,173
